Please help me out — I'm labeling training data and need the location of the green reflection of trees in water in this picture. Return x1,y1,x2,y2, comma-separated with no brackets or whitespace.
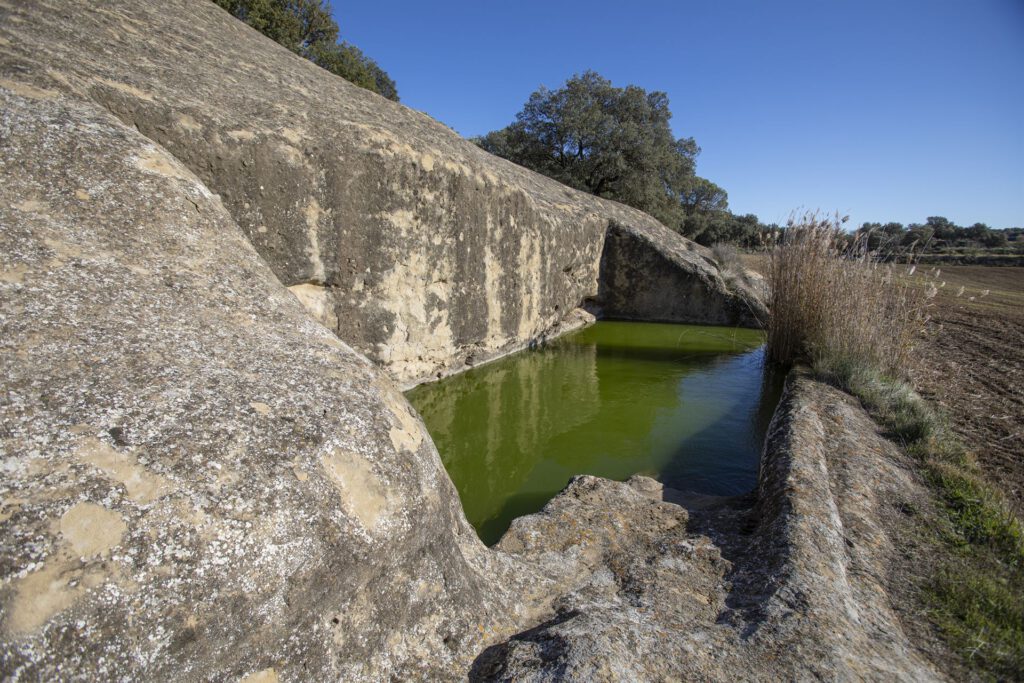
406,322,773,545
409,341,600,528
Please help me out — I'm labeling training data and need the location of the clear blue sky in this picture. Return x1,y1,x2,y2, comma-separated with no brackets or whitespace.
335,1,1024,228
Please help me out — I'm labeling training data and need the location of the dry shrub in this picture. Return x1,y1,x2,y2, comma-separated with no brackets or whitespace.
765,212,936,378
711,243,743,273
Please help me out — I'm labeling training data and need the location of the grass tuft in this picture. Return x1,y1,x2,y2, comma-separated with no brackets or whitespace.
765,212,935,375
926,462,1024,564
928,564,1024,678
711,242,744,273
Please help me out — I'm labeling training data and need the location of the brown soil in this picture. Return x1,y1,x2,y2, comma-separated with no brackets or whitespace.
911,266,1024,516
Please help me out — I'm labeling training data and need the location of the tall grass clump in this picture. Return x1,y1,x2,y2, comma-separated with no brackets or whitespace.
765,212,935,377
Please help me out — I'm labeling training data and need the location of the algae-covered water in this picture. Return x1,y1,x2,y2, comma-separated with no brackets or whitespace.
405,321,784,545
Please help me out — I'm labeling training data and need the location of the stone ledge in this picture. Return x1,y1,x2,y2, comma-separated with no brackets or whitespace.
482,371,941,681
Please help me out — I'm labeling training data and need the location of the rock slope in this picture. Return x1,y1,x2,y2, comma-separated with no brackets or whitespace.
0,0,761,387
0,86,542,681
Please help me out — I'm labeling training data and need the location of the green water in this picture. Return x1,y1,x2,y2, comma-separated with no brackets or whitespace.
405,321,784,545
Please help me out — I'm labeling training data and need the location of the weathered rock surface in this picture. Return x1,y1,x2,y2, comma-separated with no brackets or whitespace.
480,373,941,681
0,0,761,387
597,222,767,327
0,87,552,681
1,2,935,681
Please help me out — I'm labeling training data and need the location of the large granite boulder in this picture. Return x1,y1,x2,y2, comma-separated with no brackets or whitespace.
0,0,762,388
0,87,546,680
597,222,766,326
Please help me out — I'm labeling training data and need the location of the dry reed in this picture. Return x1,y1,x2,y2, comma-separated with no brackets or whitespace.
765,212,936,378
765,215,1024,678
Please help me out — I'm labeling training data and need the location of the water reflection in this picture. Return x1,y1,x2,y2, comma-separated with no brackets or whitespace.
406,322,783,545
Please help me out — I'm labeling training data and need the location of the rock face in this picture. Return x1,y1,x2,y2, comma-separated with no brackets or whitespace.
1,2,934,681
0,87,542,681
597,222,766,326
0,0,760,387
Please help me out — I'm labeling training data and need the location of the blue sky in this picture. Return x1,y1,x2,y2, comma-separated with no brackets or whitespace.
336,1,1024,228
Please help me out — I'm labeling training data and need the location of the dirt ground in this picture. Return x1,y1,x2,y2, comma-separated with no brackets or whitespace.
911,266,1024,516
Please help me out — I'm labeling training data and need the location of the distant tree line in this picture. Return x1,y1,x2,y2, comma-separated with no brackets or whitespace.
212,0,398,101
725,216,1021,254
846,217,1021,253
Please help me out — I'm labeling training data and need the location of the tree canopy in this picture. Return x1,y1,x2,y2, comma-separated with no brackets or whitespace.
476,72,714,230
213,0,398,101
475,71,778,247
473,72,1022,254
